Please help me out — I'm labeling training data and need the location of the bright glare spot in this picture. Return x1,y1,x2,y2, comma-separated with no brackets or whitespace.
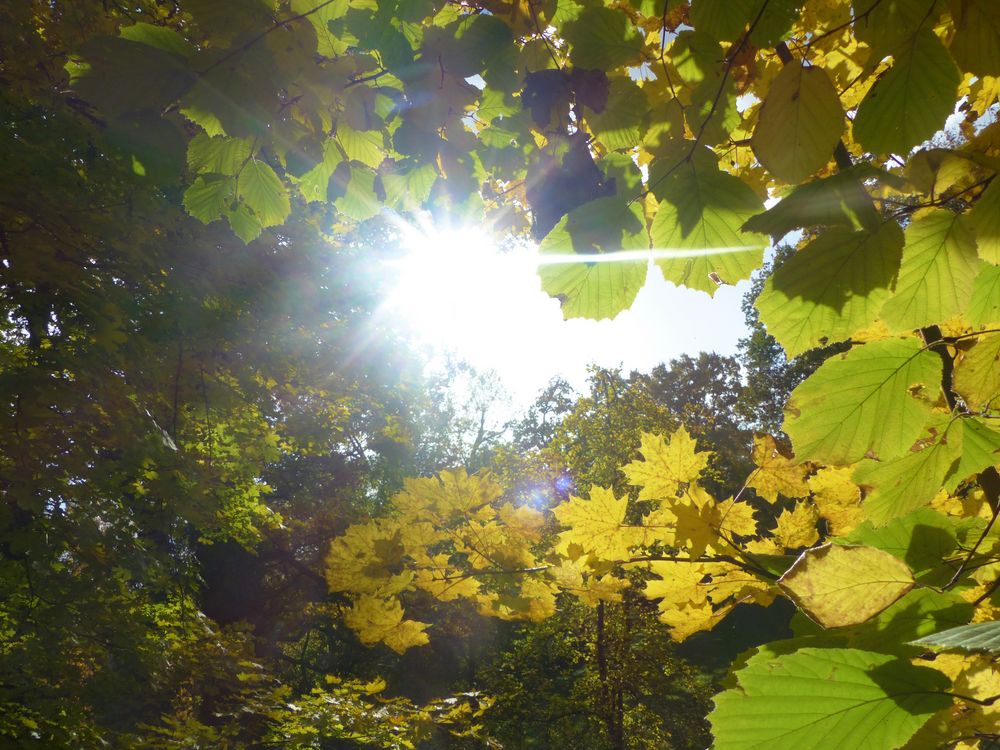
380,213,753,410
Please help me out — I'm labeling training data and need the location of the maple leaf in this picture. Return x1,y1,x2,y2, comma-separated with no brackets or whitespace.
747,434,811,502
552,486,644,561
393,468,503,523
773,501,821,550
808,466,863,535
622,428,712,501
343,595,430,654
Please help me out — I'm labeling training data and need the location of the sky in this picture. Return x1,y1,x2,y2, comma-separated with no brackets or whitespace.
380,222,753,410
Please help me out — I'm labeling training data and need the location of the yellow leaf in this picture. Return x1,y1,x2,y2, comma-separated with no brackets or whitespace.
715,497,758,537
808,467,863,535
497,501,547,541
552,486,644,561
622,428,712,500
748,434,811,502
343,595,430,653
393,468,503,522
954,334,1000,411
778,544,915,628
326,520,413,595
773,501,821,550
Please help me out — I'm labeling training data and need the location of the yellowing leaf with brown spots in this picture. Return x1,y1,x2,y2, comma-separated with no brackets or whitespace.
778,544,915,628
748,434,811,502
622,428,712,500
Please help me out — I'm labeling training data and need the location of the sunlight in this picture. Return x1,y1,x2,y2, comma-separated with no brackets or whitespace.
382,215,540,353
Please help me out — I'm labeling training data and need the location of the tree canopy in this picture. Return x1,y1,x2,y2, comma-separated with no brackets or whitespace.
3,0,1000,748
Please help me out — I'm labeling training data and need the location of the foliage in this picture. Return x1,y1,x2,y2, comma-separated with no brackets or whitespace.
5,0,1000,747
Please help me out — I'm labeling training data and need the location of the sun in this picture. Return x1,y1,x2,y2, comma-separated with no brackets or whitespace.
381,216,541,353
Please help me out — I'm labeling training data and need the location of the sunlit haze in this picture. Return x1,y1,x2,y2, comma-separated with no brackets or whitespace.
382,216,751,409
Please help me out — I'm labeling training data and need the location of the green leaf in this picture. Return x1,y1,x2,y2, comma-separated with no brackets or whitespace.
292,0,349,56
335,166,381,221
650,159,768,296
847,588,974,650
750,0,803,47
587,76,649,152
537,198,648,320
690,0,755,42
841,508,962,581
183,175,234,224
784,338,942,464
955,335,1000,412
741,167,882,237
119,22,195,57
852,0,942,59
443,14,515,79
294,139,343,203
337,125,385,169
756,221,903,358
969,262,1000,326
381,161,437,211
910,620,1000,653
852,29,961,156
187,133,253,175
563,7,643,69
949,0,1000,77
226,202,263,243
947,417,1000,491
237,159,291,227
970,178,1000,264
710,647,951,750
854,419,962,526
880,210,979,332
752,62,844,184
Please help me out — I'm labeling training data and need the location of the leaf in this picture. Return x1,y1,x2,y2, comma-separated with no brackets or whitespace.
948,417,1000,491
291,0,349,57
343,595,430,654
537,197,648,320
808,467,863,535
852,29,962,156
187,133,253,175
784,338,942,465
949,0,1000,77
741,167,881,237
773,502,821,549
650,160,768,296
710,646,951,750
225,201,263,244
752,62,845,184
381,161,437,211
335,166,381,221
911,620,1000,653
119,22,195,58
968,262,1000,326
748,435,811,501
970,178,1000,263
294,139,343,203
756,221,903,358
237,158,291,227
846,588,974,650
552,486,643,561
562,7,643,69
622,428,712,500
841,507,962,580
880,210,980,332
337,125,386,169
690,0,756,42
854,421,962,526
183,175,233,224
955,334,1000,411
778,544,915,628
587,75,649,152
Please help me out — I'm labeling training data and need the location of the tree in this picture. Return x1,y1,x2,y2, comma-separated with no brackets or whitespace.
4,0,1000,748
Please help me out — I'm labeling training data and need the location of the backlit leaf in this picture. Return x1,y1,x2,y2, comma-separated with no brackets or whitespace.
711,646,951,750
970,178,1000,263
778,544,915,628
622,428,712,500
752,62,845,184
784,338,942,465
852,29,961,156
237,158,291,227
756,221,903,357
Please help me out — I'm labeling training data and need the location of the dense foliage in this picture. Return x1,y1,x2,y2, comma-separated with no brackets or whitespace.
3,0,1000,748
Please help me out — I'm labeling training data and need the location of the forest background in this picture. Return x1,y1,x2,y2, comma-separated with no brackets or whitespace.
2,1,1000,749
